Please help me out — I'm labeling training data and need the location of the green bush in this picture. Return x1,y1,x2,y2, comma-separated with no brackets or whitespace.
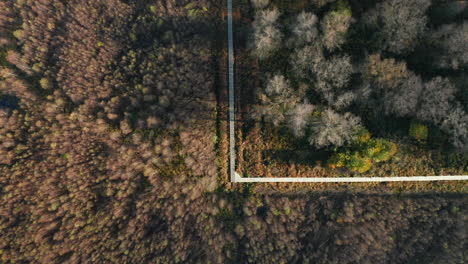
328,131,397,173
333,0,352,16
353,128,372,145
328,151,372,173
365,139,398,162
328,152,347,169
409,122,428,141
345,153,373,173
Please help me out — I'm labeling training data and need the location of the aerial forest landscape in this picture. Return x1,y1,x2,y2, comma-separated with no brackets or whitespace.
0,0,467,263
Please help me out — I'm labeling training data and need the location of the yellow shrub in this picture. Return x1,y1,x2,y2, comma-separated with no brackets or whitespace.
354,128,372,145
409,122,428,141
328,152,348,168
367,139,397,162
344,153,372,173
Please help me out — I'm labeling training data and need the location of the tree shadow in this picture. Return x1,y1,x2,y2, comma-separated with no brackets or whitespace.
0,94,19,110
262,148,332,167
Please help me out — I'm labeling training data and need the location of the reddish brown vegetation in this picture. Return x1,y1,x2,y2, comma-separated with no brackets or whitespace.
0,0,466,263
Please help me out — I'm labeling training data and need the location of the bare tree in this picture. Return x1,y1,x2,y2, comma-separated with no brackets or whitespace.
383,74,423,117
441,105,468,152
254,75,298,126
251,0,270,9
309,108,362,148
430,22,468,70
288,11,319,47
361,54,423,117
417,77,457,124
315,55,354,93
251,8,282,59
321,8,353,51
290,43,324,79
362,0,431,54
332,91,357,110
287,103,315,137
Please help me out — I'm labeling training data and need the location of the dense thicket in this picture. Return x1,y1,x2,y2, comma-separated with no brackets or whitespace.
1,0,218,262
231,193,466,264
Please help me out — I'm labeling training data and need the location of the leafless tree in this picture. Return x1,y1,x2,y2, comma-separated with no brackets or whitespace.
288,11,319,47
430,22,468,70
287,103,315,137
254,74,298,126
362,0,431,54
417,77,457,124
309,108,362,148
251,0,270,9
251,8,282,59
321,9,353,51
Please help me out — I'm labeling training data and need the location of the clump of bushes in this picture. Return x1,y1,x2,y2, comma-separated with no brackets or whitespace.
328,151,373,173
328,130,397,173
365,138,398,162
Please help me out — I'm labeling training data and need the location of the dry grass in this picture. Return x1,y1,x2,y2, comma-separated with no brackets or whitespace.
236,123,468,193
